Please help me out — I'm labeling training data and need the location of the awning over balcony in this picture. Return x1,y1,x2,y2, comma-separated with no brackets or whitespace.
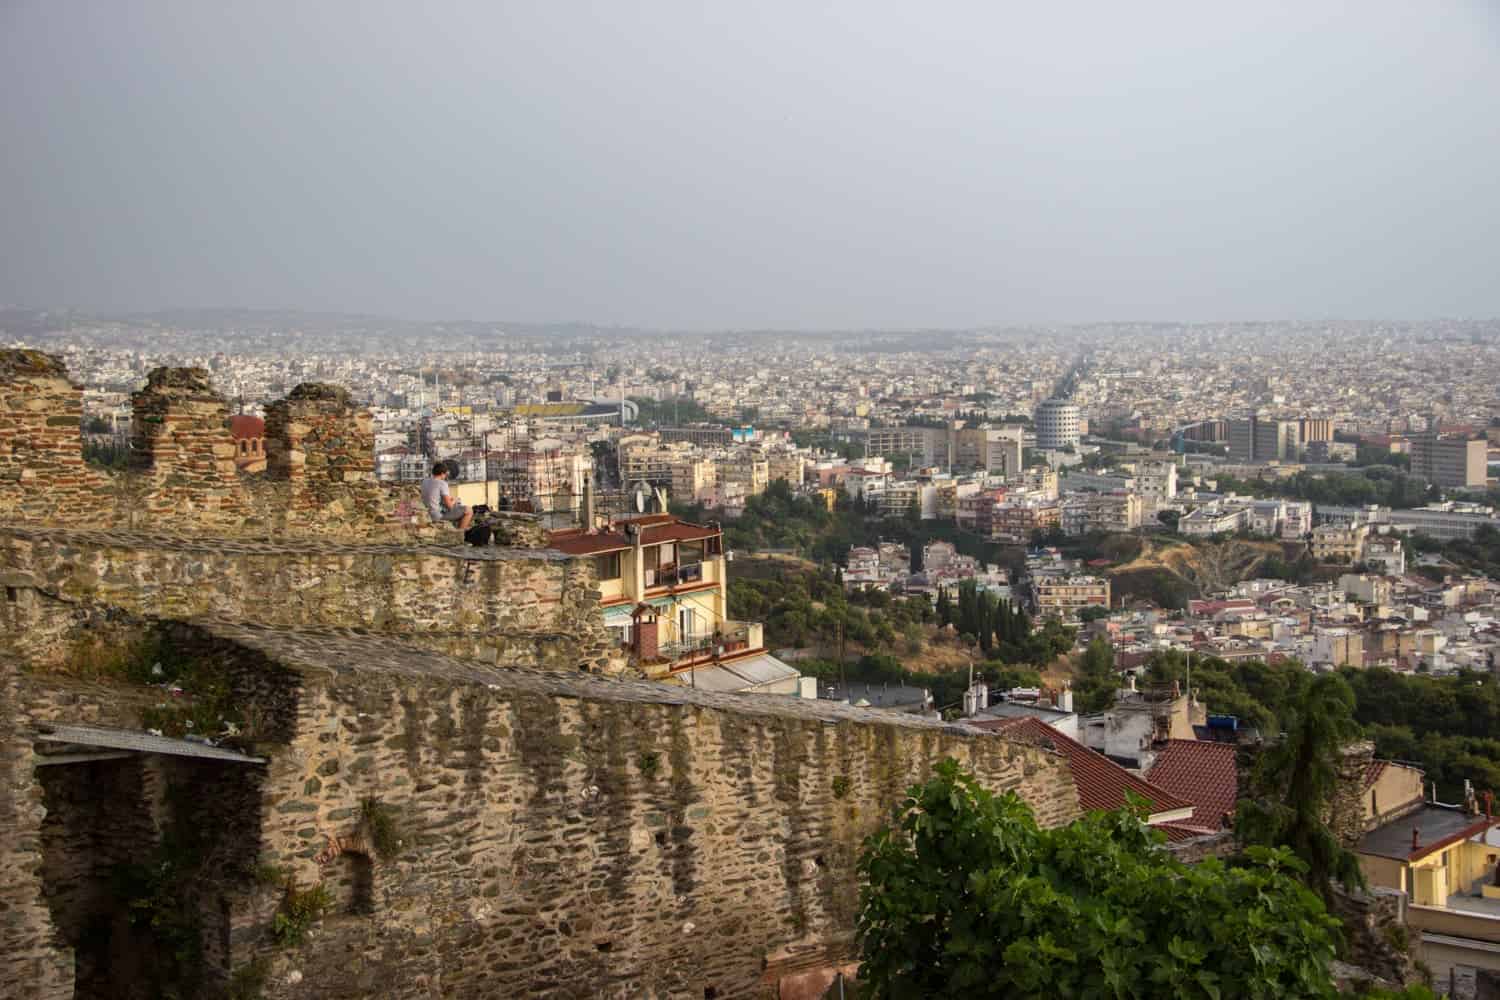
682,652,800,694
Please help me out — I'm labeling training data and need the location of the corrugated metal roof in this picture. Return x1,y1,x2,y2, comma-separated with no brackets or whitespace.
34,723,267,764
683,652,800,693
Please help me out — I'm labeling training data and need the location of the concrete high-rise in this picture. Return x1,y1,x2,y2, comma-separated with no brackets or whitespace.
1035,398,1081,451
1227,415,1301,463
1410,433,1487,489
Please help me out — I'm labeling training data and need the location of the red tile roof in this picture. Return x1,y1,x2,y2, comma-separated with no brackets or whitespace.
228,415,264,439
1145,739,1239,835
972,716,1192,820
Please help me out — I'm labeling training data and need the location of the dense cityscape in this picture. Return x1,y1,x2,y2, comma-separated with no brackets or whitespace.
8,308,1500,997
6,0,1500,997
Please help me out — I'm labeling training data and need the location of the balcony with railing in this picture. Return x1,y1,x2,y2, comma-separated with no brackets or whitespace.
656,620,761,669
643,560,713,592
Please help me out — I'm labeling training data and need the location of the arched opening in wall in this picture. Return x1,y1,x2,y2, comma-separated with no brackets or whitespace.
325,847,375,915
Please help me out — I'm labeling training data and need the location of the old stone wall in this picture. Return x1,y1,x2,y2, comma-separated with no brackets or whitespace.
0,350,113,524
0,586,147,1000
2,598,1081,1000
0,350,546,544
0,527,615,673
1330,740,1378,848
129,367,249,522
199,622,1080,1000
263,383,385,531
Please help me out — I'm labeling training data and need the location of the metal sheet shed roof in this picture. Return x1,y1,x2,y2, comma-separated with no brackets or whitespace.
683,652,800,693
35,723,267,764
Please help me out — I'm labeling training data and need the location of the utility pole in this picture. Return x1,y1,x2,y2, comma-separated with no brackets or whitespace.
837,621,846,702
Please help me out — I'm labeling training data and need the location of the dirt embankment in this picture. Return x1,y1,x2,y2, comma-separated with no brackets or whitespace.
1108,537,1295,607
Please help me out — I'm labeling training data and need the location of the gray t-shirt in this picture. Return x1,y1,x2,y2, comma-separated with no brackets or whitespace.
420,476,450,520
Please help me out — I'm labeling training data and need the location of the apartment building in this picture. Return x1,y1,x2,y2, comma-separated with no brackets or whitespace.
878,480,929,519
1355,778,1500,990
1178,500,1252,536
619,438,681,487
1311,523,1369,563
956,491,1005,535
1129,460,1179,510
1006,467,1060,500
484,444,592,512
860,424,1023,474
1034,574,1111,619
766,451,806,486
1410,433,1488,489
953,426,1025,475
1281,500,1313,540
670,455,718,504
991,499,1061,543
862,426,945,464
716,452,769,496
549,514,802,694
1061,491,1142,536
1227,416,1301,463
1362,535,1407,575
657,425,736,447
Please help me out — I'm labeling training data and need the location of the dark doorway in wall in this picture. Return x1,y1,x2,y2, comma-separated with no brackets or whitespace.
36,748,266,1000
327,848,375,916
37,755,157,1000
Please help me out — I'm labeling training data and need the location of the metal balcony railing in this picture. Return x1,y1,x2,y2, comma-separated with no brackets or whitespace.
657,621,752,663
645,562,704,589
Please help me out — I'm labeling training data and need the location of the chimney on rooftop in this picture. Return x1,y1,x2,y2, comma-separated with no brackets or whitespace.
1412,827,1421,852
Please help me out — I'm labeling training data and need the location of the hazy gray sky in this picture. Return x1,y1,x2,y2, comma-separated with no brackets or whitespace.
2,2,1498,328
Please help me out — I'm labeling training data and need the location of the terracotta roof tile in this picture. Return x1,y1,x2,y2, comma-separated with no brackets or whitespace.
972,716,1192,819
228,414,264,439
1144,739,1239,833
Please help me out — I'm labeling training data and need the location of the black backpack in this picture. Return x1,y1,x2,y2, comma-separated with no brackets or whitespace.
464,523,493,547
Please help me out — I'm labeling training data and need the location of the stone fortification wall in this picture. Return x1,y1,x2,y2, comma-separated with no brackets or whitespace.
0,350,112,523
0,350,542,544
0,527,615,673
212,623,1080,1000
1,598,1080,1000
129,366,249,521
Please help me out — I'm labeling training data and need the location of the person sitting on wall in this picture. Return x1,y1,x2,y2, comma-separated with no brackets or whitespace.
420,461,472,531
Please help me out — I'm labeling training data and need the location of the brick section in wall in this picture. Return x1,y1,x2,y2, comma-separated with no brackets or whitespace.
0,350,548,543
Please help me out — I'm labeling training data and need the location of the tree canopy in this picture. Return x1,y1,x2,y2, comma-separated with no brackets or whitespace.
857,759,1349,999
1236,673,1365,902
